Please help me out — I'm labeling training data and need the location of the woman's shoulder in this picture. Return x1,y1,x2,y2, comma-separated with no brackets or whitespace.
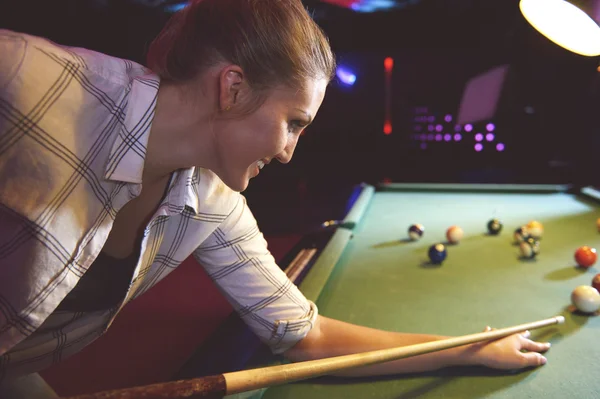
0,29,151,88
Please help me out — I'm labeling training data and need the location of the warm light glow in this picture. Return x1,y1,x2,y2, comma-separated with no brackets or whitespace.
384,121,392,135
384,57,394,71
520,0,600,56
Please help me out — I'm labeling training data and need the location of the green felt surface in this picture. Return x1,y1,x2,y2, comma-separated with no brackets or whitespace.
262,186,600,398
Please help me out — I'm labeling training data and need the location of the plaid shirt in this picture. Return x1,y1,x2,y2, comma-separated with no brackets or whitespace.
0,30,317,380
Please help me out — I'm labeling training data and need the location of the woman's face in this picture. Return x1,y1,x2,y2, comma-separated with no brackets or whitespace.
213,78,327,192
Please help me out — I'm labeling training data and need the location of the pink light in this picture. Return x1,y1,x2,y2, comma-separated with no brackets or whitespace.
474,143,483,152
475,133,483,142
444,114,452,122
444,134,451,141
465,124,473,132
435,134,442,141
454,133,462,141
486,123,495,132
496,143,505,152
435,124,443,132
486,133,495,142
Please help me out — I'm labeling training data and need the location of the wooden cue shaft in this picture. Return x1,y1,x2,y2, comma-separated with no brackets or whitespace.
64,316,563,398
224,315,565,394
287,248,317,282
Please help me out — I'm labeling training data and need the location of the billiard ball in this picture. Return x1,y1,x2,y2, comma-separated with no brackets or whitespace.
428,243,447,264
575,246,597,268
592,273,600,292
526,220,543,239
408,224,424,241
487,219,502,235
519,237,540,259
571,285,600,313
446,226,463,244
513,226,529,243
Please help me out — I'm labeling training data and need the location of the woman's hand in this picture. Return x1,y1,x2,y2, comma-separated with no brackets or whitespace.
468,326,552,370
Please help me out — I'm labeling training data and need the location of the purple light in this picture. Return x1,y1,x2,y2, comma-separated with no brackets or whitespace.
444,114,453,123
454,124,462,132
335,66,357,86
427,133,434,141
420,143,427,150
486,123,495,132
444,134,451,141
435,134,443,141
435,124,443,132
420,133,427,141
475,133,483,142
414,125,423,132
486,133,495,142
465,124,473,132
474,143,483,152
454,133,462,141
428,116,435,122
496,143,505,152
428,124,434,132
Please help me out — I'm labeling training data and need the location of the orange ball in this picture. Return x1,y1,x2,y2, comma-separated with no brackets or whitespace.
592,273,600,292
575,246,598,268
446,226,464,244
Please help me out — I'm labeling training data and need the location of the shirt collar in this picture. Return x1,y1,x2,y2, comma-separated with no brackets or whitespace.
104,73,160,185
104,73,200,215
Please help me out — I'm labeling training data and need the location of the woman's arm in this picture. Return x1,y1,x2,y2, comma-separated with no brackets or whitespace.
284,315,551,376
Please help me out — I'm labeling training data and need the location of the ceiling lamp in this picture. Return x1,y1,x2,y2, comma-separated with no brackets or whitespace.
519,0,600,56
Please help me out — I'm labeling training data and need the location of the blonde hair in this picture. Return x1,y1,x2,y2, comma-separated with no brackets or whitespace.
147,0,336,95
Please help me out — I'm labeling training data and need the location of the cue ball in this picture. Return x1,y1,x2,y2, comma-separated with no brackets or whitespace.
526,220,543,239
519,237,540,259
428,243,447,264
487,218,502,235
592,273,600,292
575,246,597,268
571,285,600,314
513,226,529,243
408,224,424,241
446,226,463,244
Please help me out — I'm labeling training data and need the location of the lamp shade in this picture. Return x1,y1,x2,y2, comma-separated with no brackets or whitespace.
519,0,600,56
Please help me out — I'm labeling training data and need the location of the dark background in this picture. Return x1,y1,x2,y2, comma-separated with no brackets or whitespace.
2,0,600,232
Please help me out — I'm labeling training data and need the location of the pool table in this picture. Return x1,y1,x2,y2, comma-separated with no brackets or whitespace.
235,183,600,399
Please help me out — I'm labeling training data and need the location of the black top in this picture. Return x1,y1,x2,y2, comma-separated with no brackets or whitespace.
56,250,139,312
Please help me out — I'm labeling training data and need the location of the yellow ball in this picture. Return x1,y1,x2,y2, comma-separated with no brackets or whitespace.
526,220,543,238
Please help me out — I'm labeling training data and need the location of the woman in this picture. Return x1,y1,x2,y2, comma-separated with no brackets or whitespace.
0,0,551,394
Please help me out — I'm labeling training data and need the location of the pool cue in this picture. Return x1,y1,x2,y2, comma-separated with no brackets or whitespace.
287,248,317,283
63,315,564,399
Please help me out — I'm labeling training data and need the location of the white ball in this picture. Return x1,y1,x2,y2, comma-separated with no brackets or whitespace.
446,226,464,244
571,285,600,313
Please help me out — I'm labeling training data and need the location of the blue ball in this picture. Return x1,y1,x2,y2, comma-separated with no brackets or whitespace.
428,243,447,264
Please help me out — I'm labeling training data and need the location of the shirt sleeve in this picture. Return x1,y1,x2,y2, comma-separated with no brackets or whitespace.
193,195,318,354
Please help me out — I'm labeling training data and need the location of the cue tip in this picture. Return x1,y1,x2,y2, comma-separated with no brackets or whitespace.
555,315,565,324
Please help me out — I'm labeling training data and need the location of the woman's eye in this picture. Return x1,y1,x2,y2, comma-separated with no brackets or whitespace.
288,120,306,133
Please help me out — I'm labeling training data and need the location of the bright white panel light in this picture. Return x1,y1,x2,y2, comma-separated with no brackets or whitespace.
520,0,600,56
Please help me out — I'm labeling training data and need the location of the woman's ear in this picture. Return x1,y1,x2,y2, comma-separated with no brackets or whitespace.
218,65,244,112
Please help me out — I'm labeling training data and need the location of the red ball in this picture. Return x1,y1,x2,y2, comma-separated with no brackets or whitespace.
575,246,598,268
592,273,600,292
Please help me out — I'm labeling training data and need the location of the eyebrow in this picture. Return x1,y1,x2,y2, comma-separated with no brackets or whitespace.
295,108,313,125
